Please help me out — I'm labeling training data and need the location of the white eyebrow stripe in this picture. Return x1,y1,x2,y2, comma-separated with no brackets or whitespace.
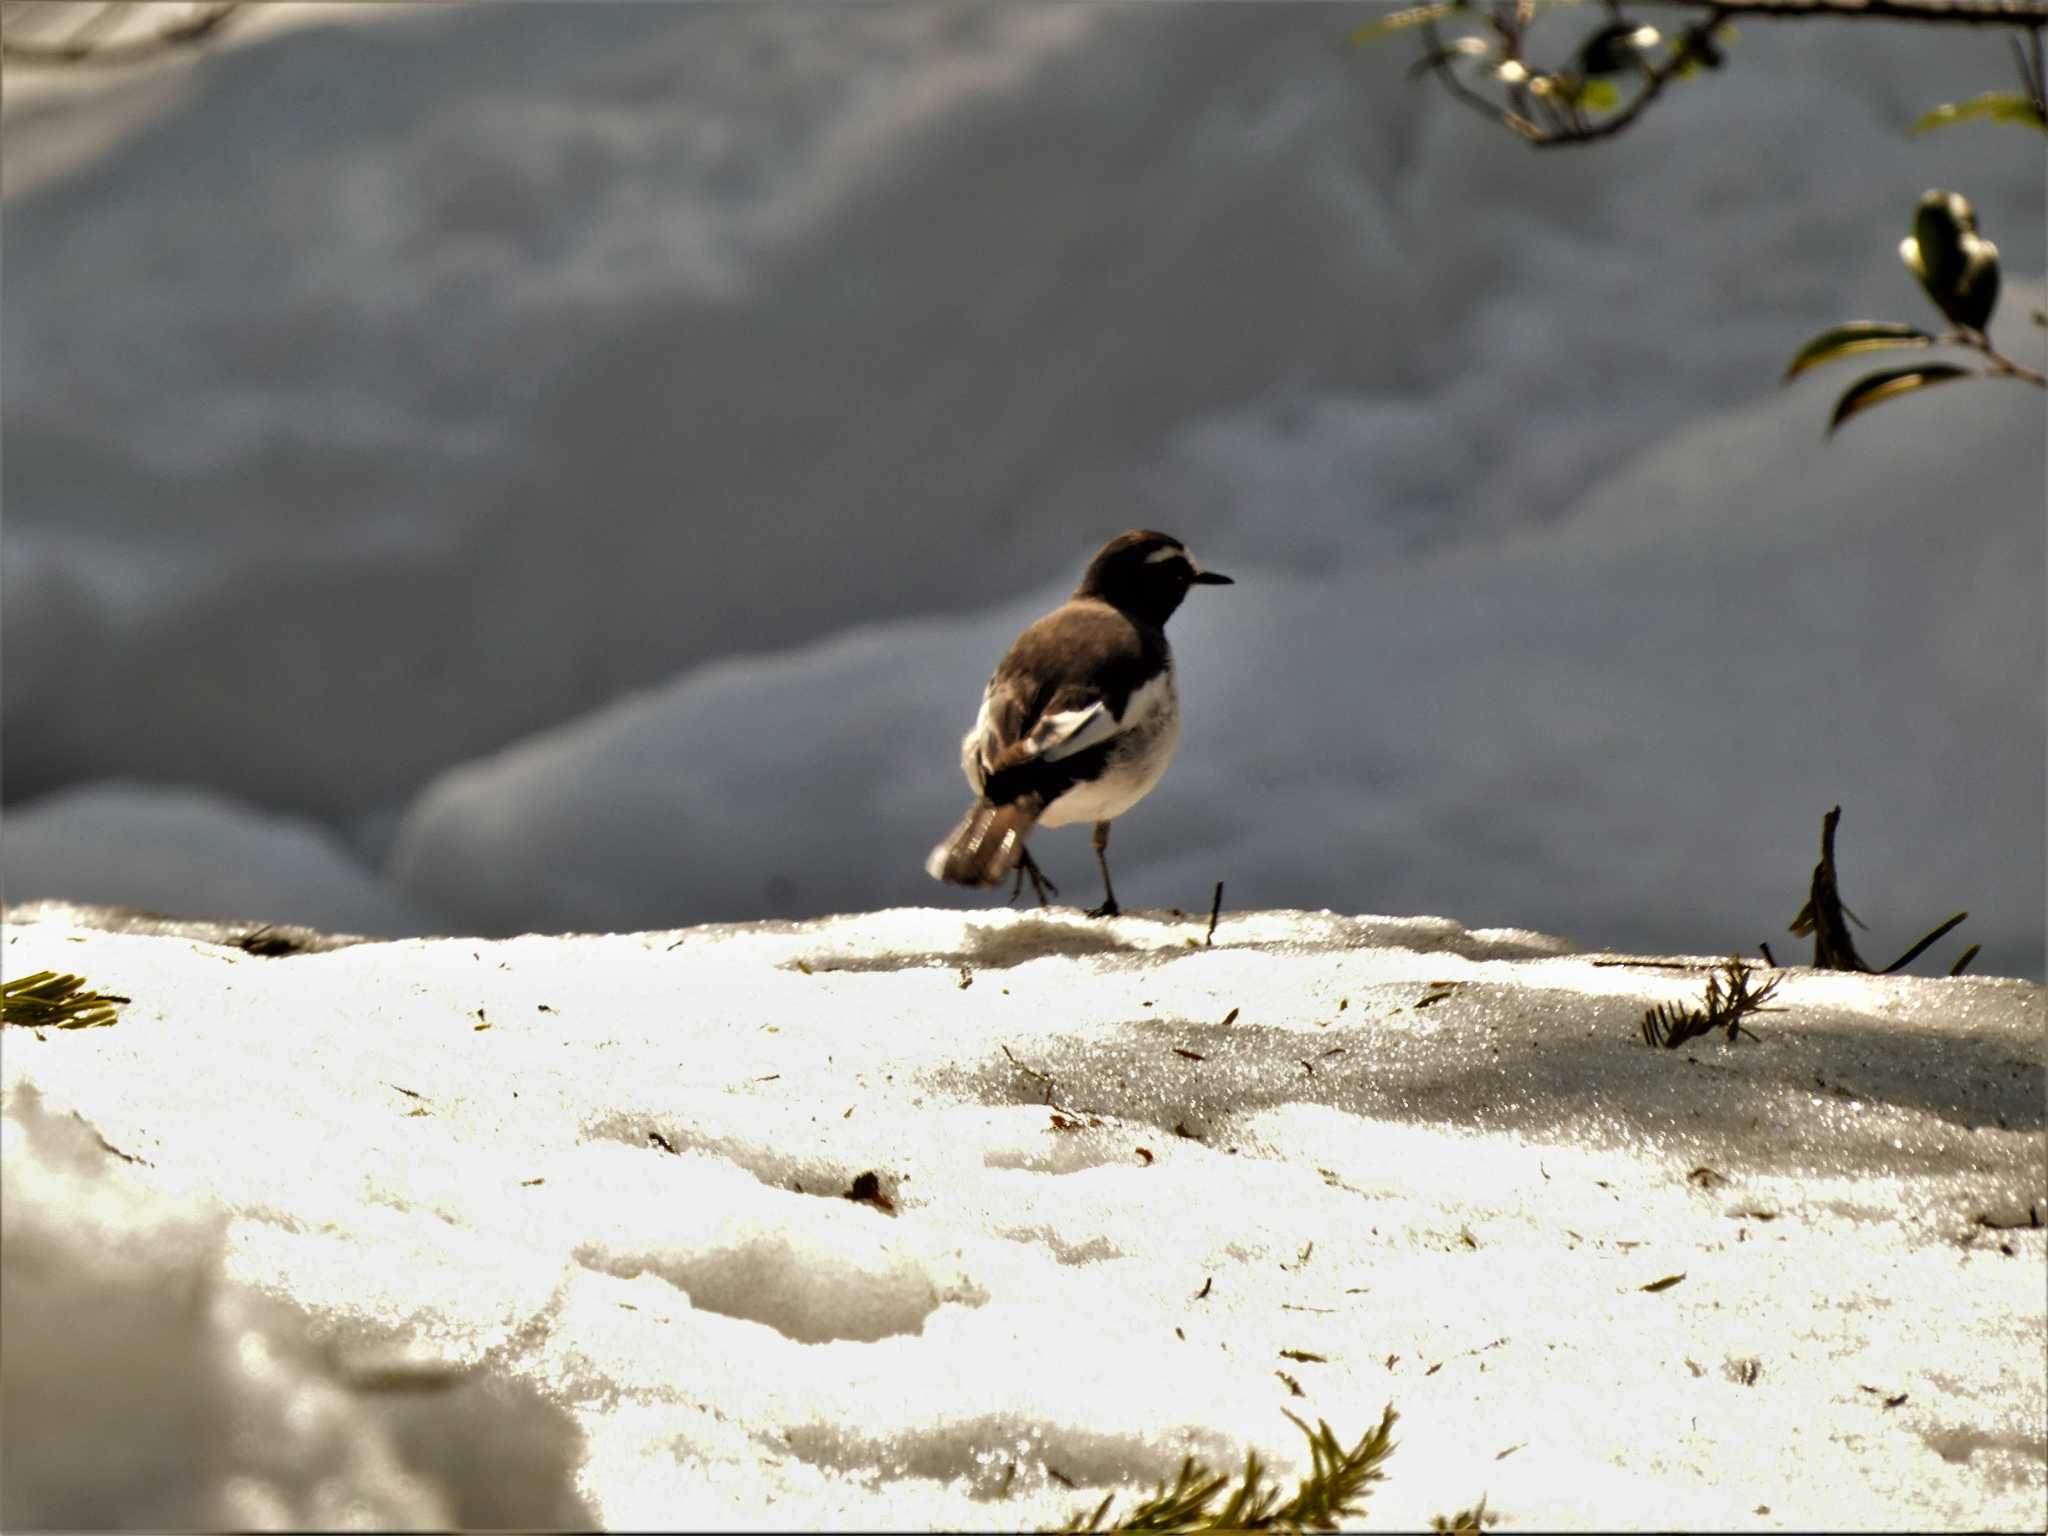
1143,544,1199,573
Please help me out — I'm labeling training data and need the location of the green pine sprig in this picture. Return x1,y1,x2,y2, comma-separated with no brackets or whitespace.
1057,1405,1398,1533
1640,958,1780,1049
2,970,128,1031
1430,1494,1496,1533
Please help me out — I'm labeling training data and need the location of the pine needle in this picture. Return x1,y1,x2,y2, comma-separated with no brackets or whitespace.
2,970,127,1030
1431,1494,1495,1533
1640,958,1780,1049
1056,1405,1397,1533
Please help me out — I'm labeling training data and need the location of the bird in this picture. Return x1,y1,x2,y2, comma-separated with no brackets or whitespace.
926,528,1232,917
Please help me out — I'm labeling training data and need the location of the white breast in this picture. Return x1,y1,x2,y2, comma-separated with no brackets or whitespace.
1037,668,1180,827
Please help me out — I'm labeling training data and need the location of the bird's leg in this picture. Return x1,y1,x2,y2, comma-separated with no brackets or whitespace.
1084,820,1120,919
1010,847,1057,908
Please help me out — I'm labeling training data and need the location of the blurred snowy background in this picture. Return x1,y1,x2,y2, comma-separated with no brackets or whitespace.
3,1,2042,972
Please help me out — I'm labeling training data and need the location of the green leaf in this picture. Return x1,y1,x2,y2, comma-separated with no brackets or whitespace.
1579,77,1622,114
1349,2,1466,45
1911,92,2048,137
1782,322,1934,382
1667,18,1735,75
1826,365,1973,435
1951,240,2001,330
1906,191,1971,292
1901,190,2002,330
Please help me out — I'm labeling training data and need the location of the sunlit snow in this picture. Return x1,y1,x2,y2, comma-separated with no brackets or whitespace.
3,3,2042,972
4,7,2043,1523
4,904,2041,1529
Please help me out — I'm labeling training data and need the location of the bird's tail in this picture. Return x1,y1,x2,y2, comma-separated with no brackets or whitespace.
926,799,1038,886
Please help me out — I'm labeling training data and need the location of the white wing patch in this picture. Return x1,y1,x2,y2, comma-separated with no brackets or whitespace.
962,668,1174,801
960,686,1119,790
960,684,999,793
1033,701,1118,762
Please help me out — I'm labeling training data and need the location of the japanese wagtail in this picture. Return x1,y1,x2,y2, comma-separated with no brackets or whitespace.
926,529,1232,917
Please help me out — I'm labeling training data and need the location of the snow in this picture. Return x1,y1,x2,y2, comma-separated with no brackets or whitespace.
4,904,2042,1530
2,3,2042,975
1,781,430,937
389,362,2045,972
3,14,2044,1515
1,1080,592,1529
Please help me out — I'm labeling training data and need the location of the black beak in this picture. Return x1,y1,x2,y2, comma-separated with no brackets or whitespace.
1192,570,1234,586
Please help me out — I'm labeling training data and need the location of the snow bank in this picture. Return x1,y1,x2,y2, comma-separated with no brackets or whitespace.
392,366,2044,973
3,4,2041,968
3,904,2041,1530
2,782,434,937
0,1085,591,1530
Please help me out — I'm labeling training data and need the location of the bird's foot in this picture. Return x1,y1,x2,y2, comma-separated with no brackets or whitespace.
1084,897,1120,920
1011,849,1057,908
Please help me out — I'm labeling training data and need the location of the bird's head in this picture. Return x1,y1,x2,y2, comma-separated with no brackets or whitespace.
1076,529,1233,626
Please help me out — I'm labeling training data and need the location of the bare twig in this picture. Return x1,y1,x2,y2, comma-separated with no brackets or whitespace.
1001,1042,1056,1099
1787,805,1976,973
1957,324,2048,386
1878,910,1969,973
1677,0,2046,24
1789,805,1870,969
2011,25,2048,114
1001,1042,1094,1123
1420,16,1548,141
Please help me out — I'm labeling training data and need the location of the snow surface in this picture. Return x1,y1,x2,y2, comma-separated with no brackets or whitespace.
388,365,2046,974
3,904,2043,1530
2,782,430,937
2,3,2042,973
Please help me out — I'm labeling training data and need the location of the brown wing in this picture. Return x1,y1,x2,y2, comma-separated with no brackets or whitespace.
971,601,1166,809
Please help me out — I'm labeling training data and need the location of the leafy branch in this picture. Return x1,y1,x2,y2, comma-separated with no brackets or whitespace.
1783,190,2045,432
1359,3,1735,149
1355,0,2046,149
1640,957,1783,1047
2,970,127,1030
1058,1406,1398,1533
